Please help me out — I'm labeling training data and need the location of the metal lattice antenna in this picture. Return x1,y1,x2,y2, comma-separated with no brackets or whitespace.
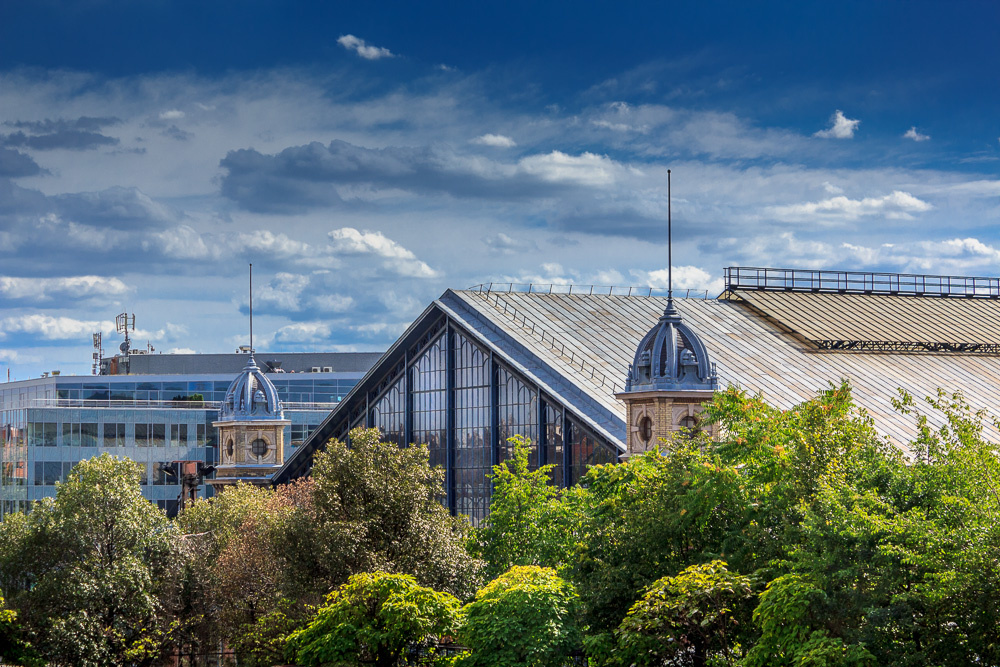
249,263,253,353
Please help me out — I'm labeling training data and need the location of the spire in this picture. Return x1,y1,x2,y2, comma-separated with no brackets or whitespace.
249,262,254,354
666,168,673,313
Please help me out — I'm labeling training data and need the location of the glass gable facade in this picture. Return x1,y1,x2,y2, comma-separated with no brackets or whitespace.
0,370,363,518
347,319,621,524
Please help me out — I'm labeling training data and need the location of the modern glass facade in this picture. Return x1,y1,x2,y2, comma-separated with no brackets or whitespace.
0,370,364,518
295,317,621,524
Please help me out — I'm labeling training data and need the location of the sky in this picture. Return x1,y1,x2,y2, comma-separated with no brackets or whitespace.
0,0,998,378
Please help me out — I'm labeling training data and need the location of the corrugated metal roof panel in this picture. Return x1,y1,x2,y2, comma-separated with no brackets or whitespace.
451,289,1000,450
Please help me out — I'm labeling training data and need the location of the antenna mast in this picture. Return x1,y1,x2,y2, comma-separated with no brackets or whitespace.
249,263,254,353
667,169,673,308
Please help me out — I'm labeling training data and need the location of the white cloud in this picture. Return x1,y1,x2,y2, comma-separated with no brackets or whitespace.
904,126,930,142
328,228,439,278
158,109,185,120
337,34,394,60
639,265,725,296
0,275,130,301
167,347,197,354
270,321,332,345
0,314,115,340
770,190,932,222
814,110,860,139
472,133,517,148
517,150,624,187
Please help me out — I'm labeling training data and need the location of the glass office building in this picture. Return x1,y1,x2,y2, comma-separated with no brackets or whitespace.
0,355,376,517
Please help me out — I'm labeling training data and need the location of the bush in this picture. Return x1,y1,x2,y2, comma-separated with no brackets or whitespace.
285,571,461,667
458,566,581,667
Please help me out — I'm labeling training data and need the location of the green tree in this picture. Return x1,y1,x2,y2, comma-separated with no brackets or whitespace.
287,427,482,599
285,571,460,667
0,454,183,667
458,565,581,667
617,560,753,667
471,435,572,579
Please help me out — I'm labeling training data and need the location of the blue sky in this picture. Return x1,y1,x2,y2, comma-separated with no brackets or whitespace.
0,0,998,377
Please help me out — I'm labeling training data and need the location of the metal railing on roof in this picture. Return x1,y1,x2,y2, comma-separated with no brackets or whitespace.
726,266,1000,299
469,282,710,299
25,398,338,411
472,290,625,394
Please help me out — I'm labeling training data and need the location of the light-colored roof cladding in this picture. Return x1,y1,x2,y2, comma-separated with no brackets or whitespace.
449,287,1000,449
731,289,1000,352
219,354,285,421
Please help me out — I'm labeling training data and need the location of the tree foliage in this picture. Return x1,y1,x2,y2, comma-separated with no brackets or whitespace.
0,454,182,667
617,560,753,667
285,571,460,667
471,435,573,579
458,565,581,667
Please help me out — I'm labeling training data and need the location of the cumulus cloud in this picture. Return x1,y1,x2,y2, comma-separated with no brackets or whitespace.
814,110,860,139
638,265,725,296
770,190,932,222
158,109,185,120
473,133,517,148
0,275,130,301
518,151,625,187
337,34,394,60
903,126,930,142
0,314,116,341
328,228,439,278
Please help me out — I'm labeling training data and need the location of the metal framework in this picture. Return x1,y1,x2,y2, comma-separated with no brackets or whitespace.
271,304,621,519
815,340,1000,353
726,266,1000,299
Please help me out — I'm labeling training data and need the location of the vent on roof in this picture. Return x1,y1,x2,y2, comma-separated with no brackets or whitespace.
322,366,333,372
311,366,321,373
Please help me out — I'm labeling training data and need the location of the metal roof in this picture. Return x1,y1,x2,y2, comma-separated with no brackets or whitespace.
450,288,1000,448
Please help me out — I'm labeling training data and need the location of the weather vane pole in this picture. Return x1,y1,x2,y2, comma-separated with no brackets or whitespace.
667,169,673,308
249,263,253,353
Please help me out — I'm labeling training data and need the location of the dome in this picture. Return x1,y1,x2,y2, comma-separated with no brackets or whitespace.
625,300,718,392
219,354,285,421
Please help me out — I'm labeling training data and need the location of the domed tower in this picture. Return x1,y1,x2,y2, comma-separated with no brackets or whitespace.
210,353,290,488
615,170,718,455
616,299,718,454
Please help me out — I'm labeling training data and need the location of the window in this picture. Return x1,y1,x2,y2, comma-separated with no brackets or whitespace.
638,416,653,444
454,332,491,523
62,422,81,447
251,438,268,457
543,402,565,488
679,415,700,437
411,335,447,469
104,423,125,447
80,423,98,447
372,375,405,446
567,418,618,485
497,366,538,466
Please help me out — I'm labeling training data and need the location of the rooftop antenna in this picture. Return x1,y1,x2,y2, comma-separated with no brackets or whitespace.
249,263,254,354
664,169,676,316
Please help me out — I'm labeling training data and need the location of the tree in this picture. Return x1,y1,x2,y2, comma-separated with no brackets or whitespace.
471,435,573,579
285,572,460,667
0,454,184,667
458,566,582,667
617,560,753,667
286,428,482,599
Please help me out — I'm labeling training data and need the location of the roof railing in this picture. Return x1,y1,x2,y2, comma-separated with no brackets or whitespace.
468,282,710,299
473,291,625,393
725,266,1000,299
23,398,338,410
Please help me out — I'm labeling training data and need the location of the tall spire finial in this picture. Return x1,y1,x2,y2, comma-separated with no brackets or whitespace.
666,169,675,315
249,263,253,354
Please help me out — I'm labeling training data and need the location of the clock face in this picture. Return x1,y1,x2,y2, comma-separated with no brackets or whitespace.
251,438,268,457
